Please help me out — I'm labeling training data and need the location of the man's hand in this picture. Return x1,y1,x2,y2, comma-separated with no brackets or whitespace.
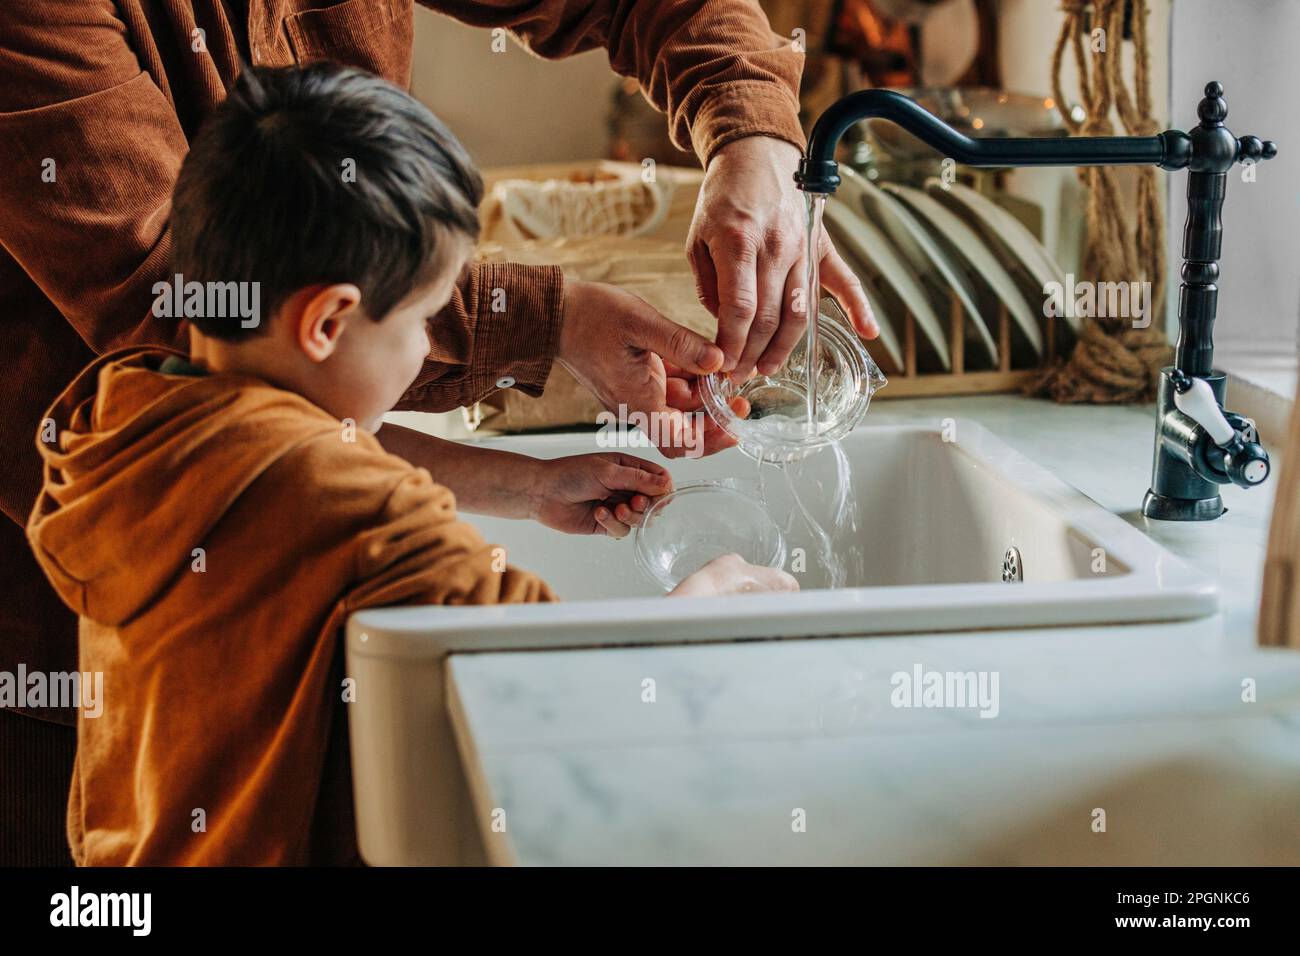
686,136,879,381
530,452,671,538
557,280,743,459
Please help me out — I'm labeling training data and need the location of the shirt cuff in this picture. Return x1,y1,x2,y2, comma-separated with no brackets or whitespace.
398,262,565,412
469,262,565,400
689,80,807,166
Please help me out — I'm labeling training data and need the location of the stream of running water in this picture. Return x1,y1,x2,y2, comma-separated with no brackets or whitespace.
735,191,862,588
753,441,864,590
802,192,826,429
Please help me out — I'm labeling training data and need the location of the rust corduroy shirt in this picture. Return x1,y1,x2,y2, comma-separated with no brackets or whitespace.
0,0,806,721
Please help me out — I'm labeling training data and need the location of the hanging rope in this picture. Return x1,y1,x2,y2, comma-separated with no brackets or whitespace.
1032,0,1170,403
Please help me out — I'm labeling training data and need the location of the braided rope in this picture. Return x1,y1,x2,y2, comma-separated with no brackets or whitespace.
1033,0,1171,403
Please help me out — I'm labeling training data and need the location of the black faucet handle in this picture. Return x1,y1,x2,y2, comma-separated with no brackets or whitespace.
1220,412,1271,488
1237,134,1278,164
1221,434,1271,488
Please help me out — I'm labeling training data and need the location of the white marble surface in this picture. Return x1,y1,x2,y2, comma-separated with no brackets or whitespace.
446,396,1300,865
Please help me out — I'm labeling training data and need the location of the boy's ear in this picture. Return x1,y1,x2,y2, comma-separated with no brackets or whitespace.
289,284,364,362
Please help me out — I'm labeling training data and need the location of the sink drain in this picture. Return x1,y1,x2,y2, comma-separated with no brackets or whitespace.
1002,546,1023,583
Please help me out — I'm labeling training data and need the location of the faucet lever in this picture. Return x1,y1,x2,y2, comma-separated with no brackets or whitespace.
1169,370,1234,446
1168,369,1270,489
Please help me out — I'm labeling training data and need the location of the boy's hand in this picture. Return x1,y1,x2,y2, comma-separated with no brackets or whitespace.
531,452,672,538
667,553,799,597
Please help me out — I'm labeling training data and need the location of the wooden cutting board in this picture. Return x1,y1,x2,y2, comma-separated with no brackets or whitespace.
1260,395,1300,648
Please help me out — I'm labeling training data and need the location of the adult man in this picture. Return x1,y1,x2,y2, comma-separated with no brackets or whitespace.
0,0,873,864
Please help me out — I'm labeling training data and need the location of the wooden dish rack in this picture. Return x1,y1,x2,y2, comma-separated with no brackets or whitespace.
870,295,1061,399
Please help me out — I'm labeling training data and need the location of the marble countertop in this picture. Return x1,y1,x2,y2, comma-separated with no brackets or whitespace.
446,396,1300,865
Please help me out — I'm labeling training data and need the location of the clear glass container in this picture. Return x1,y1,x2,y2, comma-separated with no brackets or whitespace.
701,297,886,464
634,479,786,591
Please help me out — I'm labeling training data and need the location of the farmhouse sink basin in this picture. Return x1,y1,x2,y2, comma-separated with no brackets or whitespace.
344,420,1216,865
353,421,1215,650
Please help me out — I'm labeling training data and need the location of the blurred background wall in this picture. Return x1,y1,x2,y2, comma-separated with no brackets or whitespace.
410,8,613,167
1168,0,1299,357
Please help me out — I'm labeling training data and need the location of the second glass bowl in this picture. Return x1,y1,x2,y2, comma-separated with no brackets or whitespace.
701,297,886,464
634,479,786,591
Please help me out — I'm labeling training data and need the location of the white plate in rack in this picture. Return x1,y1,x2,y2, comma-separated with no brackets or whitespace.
882,183,1044,357
925,178,1076,334
843,168,998,367
822,195,951,371
859,271,904,371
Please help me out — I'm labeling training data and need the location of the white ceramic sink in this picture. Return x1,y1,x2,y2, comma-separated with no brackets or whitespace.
353,421,1215,649
344,420,1217,865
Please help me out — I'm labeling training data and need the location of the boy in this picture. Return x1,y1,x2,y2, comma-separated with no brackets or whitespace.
25,63,794,866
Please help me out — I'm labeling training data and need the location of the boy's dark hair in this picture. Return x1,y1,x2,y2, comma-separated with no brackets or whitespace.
171,62,483,339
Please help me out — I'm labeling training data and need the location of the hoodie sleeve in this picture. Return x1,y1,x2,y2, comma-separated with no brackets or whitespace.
349,461,556,609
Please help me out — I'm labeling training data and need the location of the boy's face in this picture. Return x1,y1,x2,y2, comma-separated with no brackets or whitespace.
187,238,474,433
319,240,472,432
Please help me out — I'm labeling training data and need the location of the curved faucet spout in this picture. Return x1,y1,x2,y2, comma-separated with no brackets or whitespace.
795,82,1280,522
794,88,1189,194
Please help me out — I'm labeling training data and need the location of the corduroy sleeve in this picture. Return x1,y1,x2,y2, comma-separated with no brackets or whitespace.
0,1,567,411
396,261,566,413
422,0,807,165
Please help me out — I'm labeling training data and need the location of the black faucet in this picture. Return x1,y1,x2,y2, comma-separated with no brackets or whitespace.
795,82,1276,521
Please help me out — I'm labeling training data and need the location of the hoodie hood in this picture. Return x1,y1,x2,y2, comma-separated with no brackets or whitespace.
27,347,342,626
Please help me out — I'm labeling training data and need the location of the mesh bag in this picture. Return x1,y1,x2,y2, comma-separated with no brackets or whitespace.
483,168,675,241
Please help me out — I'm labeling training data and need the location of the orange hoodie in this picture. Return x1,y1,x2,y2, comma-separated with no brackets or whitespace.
26,347,554,865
